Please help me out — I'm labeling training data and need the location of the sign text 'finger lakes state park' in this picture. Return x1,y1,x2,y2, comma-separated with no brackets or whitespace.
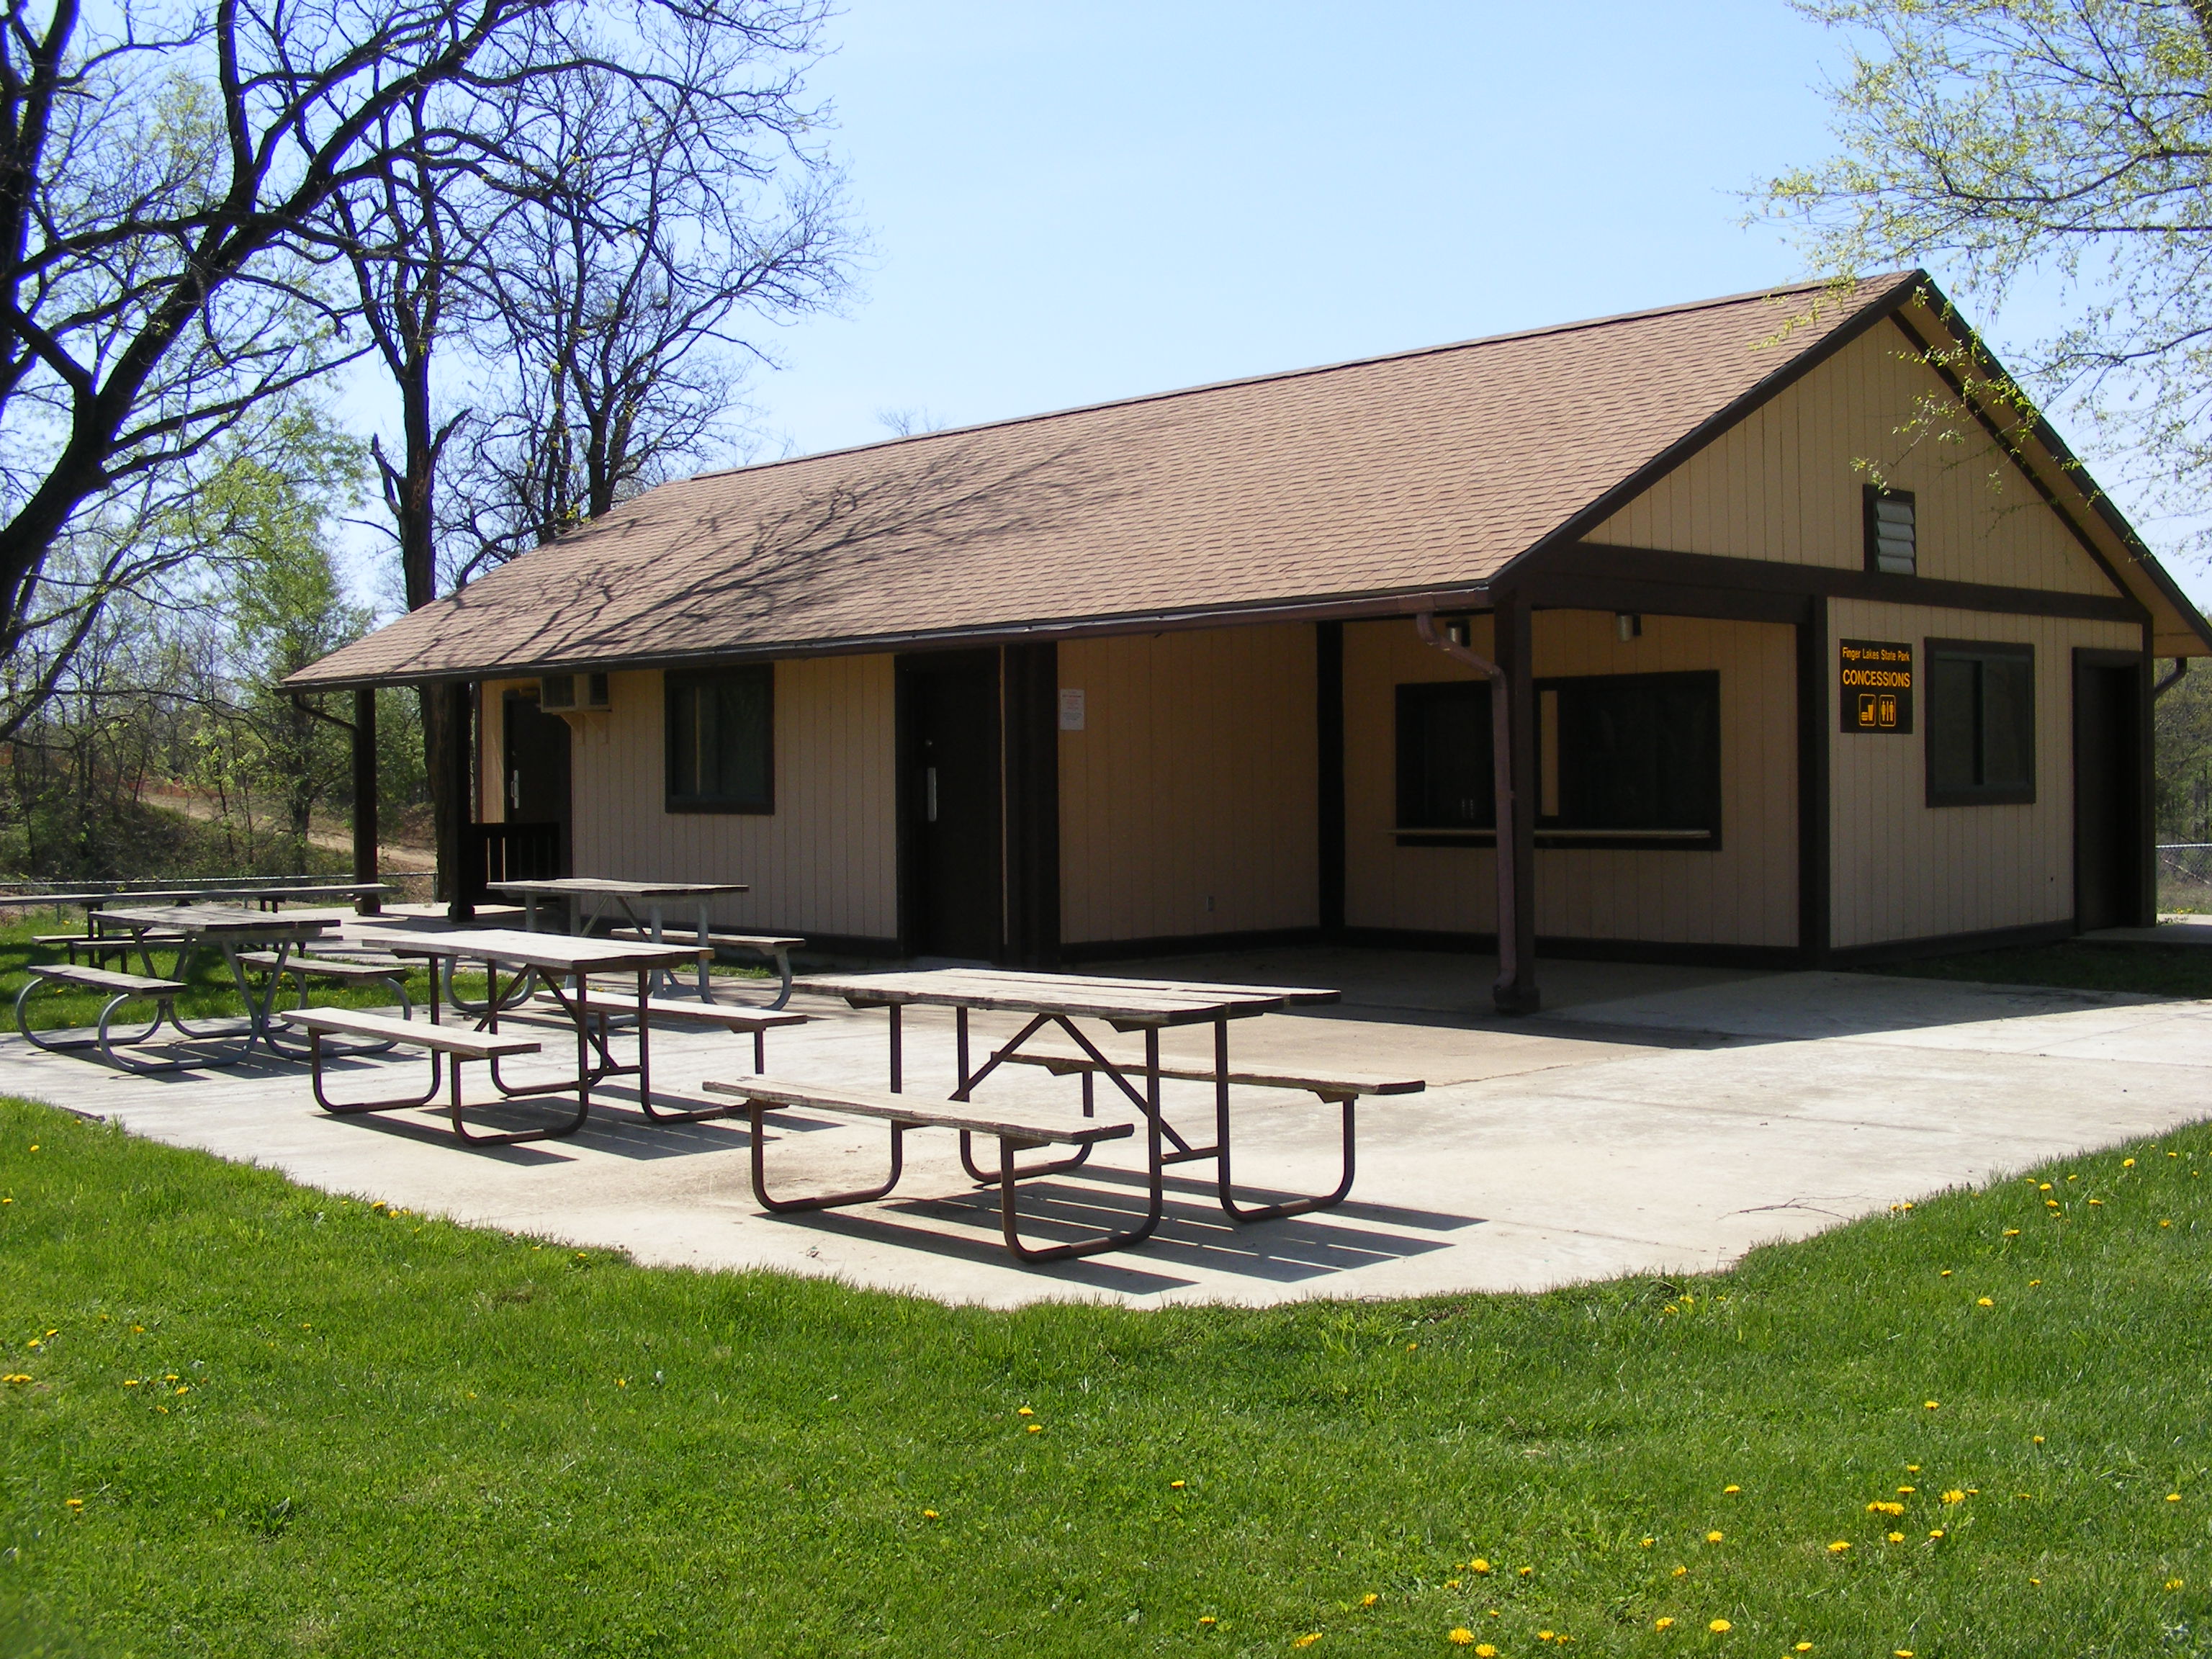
1839,639,1914,734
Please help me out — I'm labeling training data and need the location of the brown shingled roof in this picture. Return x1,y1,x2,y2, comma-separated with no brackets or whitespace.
292,273,1925,688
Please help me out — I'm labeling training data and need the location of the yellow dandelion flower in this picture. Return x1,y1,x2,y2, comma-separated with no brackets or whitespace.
1907,1464,1920,1472
1928,1529,1944,1539
1473,1645,1497,1658
1709,1619,1731,1633
1517,1566,1533,1578
1654,1617,1675,1630
1017,1406,1033,1416
1924,1401,1940,1410
1538,1631,1555,1641
1445,1580,1462,1591
2090,1198,2103,1206
2002,1228,2020,1237
2167,1578,2185,1591
1672,1565,1688,1577
1707,1531,1724,1543
1199,1616,1217,1626
1941,1491,1964,1504
1895,1650,1915,1658
1722,1485,1740,1494
1887,1532,1905,1543
1827,1541,1851,1554
2125,1158,2136,1168
1025,1423,1041,1434
2038,1182,2052,1191
64,1498,82,1509
1938,1269,1951,1277
1171,1480,1186,1489
1897,1485,1915,1494
1362,1594,1378,1608
2162,1219,2175,1228
2033,1435,2046,1444
922,1509,940,1519
1447,1635,1473,1650
2169,1493,2183,1503
1640,1537,1655,1548
1797,1645,1815,1653
1977,1296,1995,1306
1470,1559,1491,1574
2028,1279,2042,1287
1295,1635,1322,1649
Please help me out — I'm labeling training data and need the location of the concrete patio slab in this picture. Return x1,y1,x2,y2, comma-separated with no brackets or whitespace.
6,940,2209,1308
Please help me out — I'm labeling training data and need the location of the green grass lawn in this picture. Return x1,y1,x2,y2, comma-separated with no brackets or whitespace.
4,1098,2211,1656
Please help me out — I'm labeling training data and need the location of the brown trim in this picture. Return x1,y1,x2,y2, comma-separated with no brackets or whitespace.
1002,641,1062,967
1886,310,2141,608
1501,274,1926,577
1552,543,2145,624
1923,637,2036,808
1316,621,1346,935
1491,589,1539,1013
1061,926,1326,964
1392,832,1720,853
1887,297,2212,652
662,663,776,815
1827,918,2072,968
1514,570,1811,624
1797,598,1831,966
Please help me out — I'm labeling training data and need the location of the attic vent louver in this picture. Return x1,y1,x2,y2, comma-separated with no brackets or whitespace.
1865,487,1917,576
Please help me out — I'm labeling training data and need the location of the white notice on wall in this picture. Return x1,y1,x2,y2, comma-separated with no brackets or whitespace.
1058,688,1087,732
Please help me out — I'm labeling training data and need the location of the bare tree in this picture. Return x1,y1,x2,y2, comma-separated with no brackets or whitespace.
444,42,853,583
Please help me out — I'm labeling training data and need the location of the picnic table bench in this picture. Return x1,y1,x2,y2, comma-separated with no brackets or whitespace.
603,927,803,1008
280,1007,565,1146
14,963,192,1073
527,991,806,1119
702,1074,1145,1262
706,967,1410,1264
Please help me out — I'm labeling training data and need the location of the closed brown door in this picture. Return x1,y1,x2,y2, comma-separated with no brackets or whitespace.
900,651,1003,961
502,691,572,876
2072,656,2146,931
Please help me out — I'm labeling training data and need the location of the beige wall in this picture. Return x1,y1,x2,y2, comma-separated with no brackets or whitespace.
1825,601,2140,950
483,658,899,940
1057,625,1319,945
1591,320,2118,598
1344,611,1800,948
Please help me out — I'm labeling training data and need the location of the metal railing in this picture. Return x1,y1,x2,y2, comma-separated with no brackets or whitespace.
2157,843,2212,912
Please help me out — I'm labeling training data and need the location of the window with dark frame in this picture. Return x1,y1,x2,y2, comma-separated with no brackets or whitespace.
1395,680,1494,830
1543,670,1721,840
1393,670,1721,848
1925,640,2034,806
665,665,774,813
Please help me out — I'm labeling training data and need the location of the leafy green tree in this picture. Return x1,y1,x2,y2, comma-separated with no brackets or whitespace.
1763,1,2212,539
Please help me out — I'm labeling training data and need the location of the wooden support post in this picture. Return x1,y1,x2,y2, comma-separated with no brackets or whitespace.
351,687,381,916
1316,621,1346,935
1489,590,1539,1015
442,681,476,922
1002,642,1061,968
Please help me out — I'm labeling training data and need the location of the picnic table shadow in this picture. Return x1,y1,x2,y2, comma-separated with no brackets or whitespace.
758,1159,1483,1292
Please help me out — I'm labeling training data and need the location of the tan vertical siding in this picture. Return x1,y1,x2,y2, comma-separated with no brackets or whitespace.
477,679,540,822
1590,323,2118,597
1057,624,1318,944
1342,612,1799,947
559,657,899,940
1827,603,2140,949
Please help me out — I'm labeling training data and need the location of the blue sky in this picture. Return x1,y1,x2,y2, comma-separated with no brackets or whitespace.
750,1,1845,459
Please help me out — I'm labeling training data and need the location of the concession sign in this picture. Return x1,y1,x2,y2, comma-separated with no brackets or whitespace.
1838,639,1914,734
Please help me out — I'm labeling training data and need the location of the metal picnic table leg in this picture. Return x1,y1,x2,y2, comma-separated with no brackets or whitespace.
694,899,711,1000
463,961,590,1142
999,1028,1164,1262
956,1008,1095,1184
1209,1015,1356,1223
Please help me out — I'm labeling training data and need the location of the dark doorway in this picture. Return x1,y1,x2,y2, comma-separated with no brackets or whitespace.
900,651,1003,960
2073,653,2148,931
502,690,572,874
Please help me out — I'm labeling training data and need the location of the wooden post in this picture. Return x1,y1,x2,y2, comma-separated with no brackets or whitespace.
443,680,476,922
1489,590,1539,1015
351,687,381,917
1001,642,1061,967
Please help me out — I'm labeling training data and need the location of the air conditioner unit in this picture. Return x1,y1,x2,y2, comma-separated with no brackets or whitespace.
539,672,611,713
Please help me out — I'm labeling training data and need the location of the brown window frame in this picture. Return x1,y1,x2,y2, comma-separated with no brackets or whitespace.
1924,639,2035,808
665,665,775,815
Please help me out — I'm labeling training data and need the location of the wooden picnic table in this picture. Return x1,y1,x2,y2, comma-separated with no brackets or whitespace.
775,967,1364,1248
17,881,395,914
485,878,750,1000
358,927,704,1133
91,904,338,1061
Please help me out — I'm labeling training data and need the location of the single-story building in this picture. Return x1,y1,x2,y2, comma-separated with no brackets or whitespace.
289,271,2212,1012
